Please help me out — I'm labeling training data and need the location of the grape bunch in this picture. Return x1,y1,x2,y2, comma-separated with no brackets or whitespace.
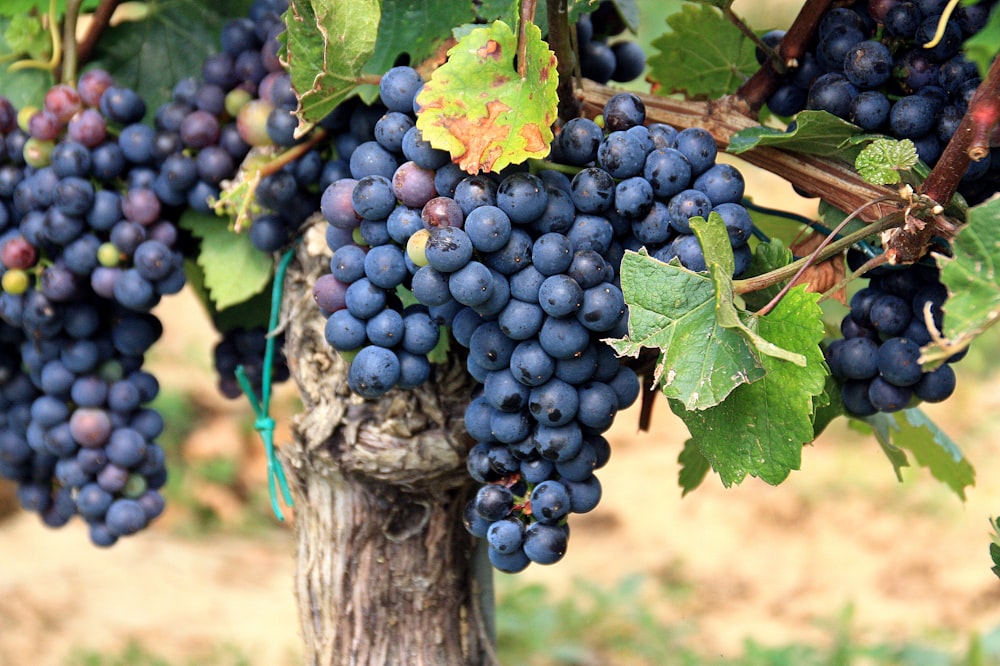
145,0,354,398
0,78,178,545
761,0,998,199
575,1,647,85
825,262,962,416
314,62,758,569
213,327,290,399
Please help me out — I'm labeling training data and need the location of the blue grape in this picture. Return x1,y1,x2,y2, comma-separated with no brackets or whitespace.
526,375,579,428
347,345,401,398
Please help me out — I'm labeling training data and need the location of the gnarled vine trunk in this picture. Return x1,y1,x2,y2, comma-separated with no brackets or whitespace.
279,225,496,666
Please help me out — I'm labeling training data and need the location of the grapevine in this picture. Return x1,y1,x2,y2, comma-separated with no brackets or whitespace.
0,0,996,663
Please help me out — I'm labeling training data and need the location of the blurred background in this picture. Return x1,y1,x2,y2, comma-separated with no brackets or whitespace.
2,1,1000,664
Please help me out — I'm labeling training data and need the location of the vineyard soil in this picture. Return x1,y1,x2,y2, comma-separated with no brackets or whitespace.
0,278,998,665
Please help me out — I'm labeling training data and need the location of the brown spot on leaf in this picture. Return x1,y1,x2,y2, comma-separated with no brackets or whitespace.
520,123,547,155
477,40,502,61
440,99,513,173
790,231,846,305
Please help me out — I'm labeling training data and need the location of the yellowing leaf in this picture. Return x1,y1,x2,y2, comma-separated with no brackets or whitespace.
415,20,557,173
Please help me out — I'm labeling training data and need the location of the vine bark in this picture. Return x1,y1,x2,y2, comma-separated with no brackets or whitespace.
278,224,496,666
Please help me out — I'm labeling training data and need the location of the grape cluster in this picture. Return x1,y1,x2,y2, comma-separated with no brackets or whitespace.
213,327,290,399
575,1,647,85
315,67,758,569
151,0,350,398
761,0,998,198
0,79,176,544
825,263,961,416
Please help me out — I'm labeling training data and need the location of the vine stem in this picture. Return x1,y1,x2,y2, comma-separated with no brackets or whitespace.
817,252,890,304
889,55,1000,262
517,0,537,79
258,128,328,178
753,198,896,316
547,0,580,123
733,212,903,297
77,0,121,66
734,0,834,111
61,0,84,83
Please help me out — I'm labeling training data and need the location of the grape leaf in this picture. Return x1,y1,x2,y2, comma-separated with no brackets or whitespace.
282,0,380,126
964,5,1000,78
184,260,274,333
606,0,640,33
811,374,841,439
3,14,48,58
865,408,975,500
670,286,827,486
923,197,1000,363
678,438,710,497
647,3,757,99
691,215,806,366
88,0,253,120
179,210,273,310
361,0,476,78
855,138,918,185
415,20,557,174
856,412,910,481
738,238,793,312
608,249,765,411
728,110,865,158
0,0,99,18
0,17,53,108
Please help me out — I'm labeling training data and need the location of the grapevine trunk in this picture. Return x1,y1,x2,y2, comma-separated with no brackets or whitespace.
280,225,494,666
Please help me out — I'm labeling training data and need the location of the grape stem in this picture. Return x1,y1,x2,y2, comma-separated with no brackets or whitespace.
892,55,1000,262
77,0,122,67
817,251,890,304
517,0,537,79
547,0,581,124
733,212,902,299
526,158,582,176
61,0,83,83
734,0,834,111
718,1,779,71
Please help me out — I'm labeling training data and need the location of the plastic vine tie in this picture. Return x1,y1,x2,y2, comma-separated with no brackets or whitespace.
235,248,296,521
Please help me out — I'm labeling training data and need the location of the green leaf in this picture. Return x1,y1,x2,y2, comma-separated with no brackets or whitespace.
671,286,827,486
648,4,757,99
811,373,841,439
362,0,476,78
88,0,253,120
678,438,710,496
4,14,48,58
606,0,640,33
179,210,273,311
728,110,865,158
860,412,910,482
964,5,1000,78
415,20,557,174
183,260,274,333
0,0,99,18
865,408,974,500
924,197,1000,363
282,0,380,126
692,215,806,366
0,17,53,109
737,238,793,312
855,138,918,185
609,249,765,411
